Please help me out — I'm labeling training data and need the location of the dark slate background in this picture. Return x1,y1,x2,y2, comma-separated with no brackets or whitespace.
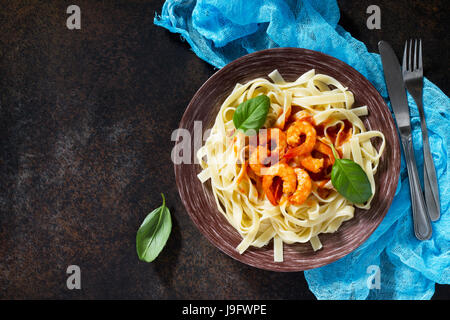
0,0,448,299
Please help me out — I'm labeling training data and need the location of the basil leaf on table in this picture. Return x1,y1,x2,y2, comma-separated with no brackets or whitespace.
232,95,270,135
330,145,372,204
136,193,172,262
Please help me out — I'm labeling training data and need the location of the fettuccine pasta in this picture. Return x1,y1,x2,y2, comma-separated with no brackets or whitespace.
197,69,385,262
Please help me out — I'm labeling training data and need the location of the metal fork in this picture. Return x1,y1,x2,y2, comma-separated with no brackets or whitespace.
402,39,440,221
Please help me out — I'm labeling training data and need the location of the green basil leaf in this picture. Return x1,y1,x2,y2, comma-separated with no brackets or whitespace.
232,95,270,135
136,193,172,262
330,145,372,204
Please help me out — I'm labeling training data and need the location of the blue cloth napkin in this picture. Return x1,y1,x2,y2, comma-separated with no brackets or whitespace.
155,0,450,299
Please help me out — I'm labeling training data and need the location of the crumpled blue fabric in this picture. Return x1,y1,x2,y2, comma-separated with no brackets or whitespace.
155,0,450,299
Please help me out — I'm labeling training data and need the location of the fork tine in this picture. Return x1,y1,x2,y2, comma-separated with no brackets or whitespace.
418,38,423,70
408,39,413,71
402,40,408,71
414,39,418,70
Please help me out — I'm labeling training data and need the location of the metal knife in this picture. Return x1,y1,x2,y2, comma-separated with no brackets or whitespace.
378,40,432,240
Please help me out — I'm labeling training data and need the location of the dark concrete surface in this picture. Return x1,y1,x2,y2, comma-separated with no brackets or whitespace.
0,0,448,299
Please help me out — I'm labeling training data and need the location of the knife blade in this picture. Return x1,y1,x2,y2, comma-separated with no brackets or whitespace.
378,40,432,240
378,41,411,129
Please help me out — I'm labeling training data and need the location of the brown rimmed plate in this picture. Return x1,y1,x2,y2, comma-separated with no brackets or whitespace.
174,48,400,271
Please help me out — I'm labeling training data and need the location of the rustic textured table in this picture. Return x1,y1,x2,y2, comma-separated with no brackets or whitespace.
0,0,448,299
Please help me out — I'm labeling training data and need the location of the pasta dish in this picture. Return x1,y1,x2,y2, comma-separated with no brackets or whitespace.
197,69,385,262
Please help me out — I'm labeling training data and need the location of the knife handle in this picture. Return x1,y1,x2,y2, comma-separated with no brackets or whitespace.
401,133,432,240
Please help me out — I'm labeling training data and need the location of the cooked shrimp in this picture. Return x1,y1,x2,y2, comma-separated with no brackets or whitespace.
314,140,335,165
284,120,317,159
249,129,287,176
286,120,316,148
249,146,269,176
290,110,313,123
289,168,312,205
259,128,288,162
298,154,324,173
289,154,323,173
262,163,297,205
